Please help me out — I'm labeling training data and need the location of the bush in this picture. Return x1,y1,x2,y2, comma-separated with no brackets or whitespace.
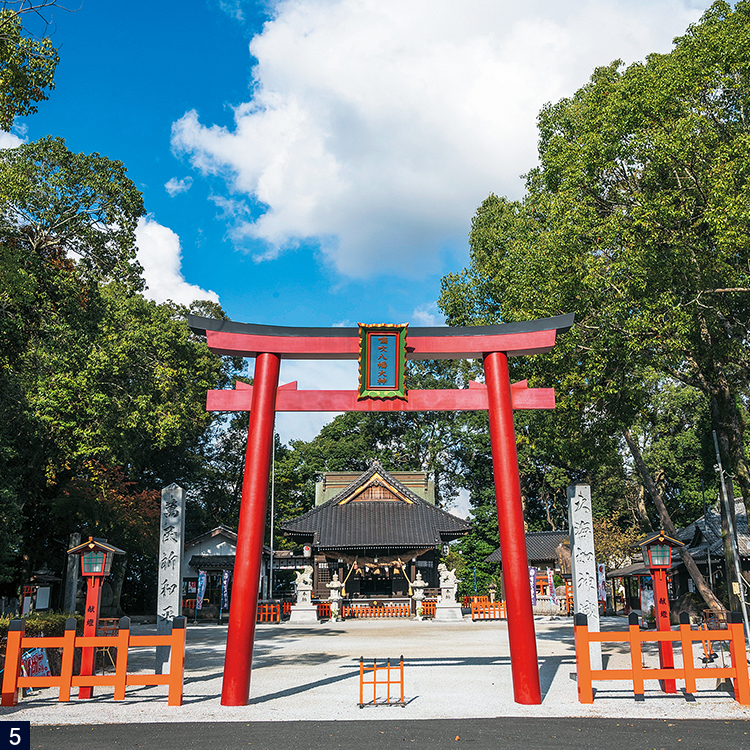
0,611,84,643
0,612,85,676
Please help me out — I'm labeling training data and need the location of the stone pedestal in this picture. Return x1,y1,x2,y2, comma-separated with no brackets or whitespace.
434,563,463,621
289,565,318,623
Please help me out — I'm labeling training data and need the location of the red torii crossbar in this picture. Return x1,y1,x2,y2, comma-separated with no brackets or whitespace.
189,313,574,708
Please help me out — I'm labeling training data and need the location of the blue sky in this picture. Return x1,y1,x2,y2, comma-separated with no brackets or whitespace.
6,0,711,470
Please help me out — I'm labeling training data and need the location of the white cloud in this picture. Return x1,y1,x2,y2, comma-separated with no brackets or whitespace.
0,131,25,149
412,302,445,327
172,0,707,279
135,216,220,306
164,176,193,196
448,488,471,520
274,359,359,444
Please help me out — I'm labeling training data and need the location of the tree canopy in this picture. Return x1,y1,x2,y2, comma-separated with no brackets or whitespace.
0,3,58,131
0,8,239,606
440,1,750,606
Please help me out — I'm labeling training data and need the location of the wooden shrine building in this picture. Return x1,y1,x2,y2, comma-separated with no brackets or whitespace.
279,462,471,599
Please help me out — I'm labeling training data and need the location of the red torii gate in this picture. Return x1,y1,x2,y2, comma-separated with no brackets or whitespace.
189,313,574,707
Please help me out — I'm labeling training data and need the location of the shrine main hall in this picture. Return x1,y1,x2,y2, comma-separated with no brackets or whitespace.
279,462,471,600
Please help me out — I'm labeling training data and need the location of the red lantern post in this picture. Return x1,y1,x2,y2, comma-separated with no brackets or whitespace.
66,537,125,699
639,530,684,694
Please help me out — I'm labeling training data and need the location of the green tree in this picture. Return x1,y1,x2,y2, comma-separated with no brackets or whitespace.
0,136,145,288
0,3,59,131
440,1,750,610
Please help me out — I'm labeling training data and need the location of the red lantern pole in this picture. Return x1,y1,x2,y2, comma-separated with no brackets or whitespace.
78,575,103,699
221,352,280,705
652,568,676,693
484,350,542,704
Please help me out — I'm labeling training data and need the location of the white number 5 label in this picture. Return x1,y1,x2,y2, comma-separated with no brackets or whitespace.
0,723,29,750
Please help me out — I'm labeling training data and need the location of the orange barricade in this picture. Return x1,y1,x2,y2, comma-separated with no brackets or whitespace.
256,603,280,623
359,656,405,707
470,601,507,621
343,603,411,619
1,616,186,707
422,600,436,618
281,601,292,616
317,602,331,619
564,580,574,616
182,598,208,610
460,596,489,607
574,611,750,704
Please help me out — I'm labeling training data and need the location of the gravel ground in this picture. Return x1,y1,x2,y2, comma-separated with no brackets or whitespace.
3,616,750,725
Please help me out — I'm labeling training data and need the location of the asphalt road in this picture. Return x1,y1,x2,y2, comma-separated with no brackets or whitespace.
30,718,750,750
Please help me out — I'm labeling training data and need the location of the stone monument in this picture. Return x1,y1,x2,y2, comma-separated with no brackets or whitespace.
63,531,80,613
412,571,427,620
156,483,185,674
289,565,318,623
567,482,602,669
326,573,343,621
434,563,462,621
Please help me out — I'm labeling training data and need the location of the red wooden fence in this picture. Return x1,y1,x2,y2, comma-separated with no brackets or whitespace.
2,616,186,707
343,603,411,619
256,603,280,623
359,656,405,707
574,611,750,704
470,601,507,620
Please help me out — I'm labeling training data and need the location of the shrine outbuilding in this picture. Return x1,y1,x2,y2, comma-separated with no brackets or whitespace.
279,462,471,599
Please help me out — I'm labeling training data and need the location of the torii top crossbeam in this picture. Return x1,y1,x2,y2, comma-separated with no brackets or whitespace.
188,313,574,360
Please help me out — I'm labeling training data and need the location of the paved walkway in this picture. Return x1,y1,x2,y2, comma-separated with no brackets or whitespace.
2,616,750,725
29,717,750,750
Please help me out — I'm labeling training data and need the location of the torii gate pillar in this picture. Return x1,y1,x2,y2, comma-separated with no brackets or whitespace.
191,313,573,708
485,350,541,703
221,352,280,706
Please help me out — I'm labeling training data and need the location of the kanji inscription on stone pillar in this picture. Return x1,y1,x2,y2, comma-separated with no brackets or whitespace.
567,482,602,670
156,483,184,673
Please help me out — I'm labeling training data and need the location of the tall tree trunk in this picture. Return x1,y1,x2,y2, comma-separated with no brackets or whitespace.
708,381,747,610
623,429,723,612
631,485,653,533
709,379,750,534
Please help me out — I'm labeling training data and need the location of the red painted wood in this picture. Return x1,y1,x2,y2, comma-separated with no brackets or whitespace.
221,353,280,706
484,351,542,705
206,328,557,360
653,569,676,693
78,576,103,700
206,384,555,412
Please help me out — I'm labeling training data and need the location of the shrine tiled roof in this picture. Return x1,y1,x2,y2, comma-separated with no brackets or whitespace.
677,498,750,559
280,462,471,550
485,530,569,564
188,555,236,570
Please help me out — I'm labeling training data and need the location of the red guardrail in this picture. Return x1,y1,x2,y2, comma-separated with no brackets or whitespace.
2,616,186,707
256,603,280,623
422,600,436,618
574,611,750,704
359,655,405,707
460,595,490,607
470,601,507,621
343,603,411,619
